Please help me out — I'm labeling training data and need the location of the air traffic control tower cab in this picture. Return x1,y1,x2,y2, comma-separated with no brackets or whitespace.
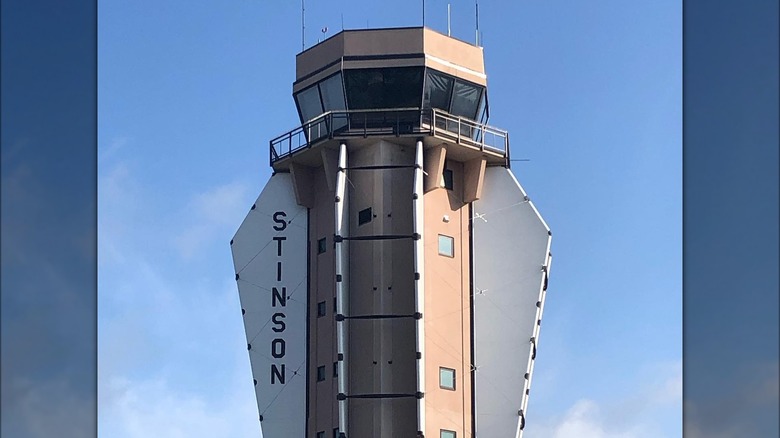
232,27,552,438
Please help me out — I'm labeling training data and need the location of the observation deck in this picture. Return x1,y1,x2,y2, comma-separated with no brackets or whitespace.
269,26,512,171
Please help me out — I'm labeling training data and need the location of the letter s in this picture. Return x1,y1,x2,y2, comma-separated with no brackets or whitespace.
272,312,286,333
273,211,287,231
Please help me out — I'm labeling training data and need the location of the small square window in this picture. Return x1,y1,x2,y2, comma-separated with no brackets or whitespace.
441,430,456,438
317,301,327,317
333,296,337,312
440,367,456,390
316,432,325,438
438,235,454,257
442,168,454,190
317,237,327,254
358,207,373,225
333,428,340,438
317,365,326,382
333,361,339,378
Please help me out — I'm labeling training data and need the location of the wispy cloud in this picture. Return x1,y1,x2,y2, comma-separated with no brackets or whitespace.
98,151,259,436
99,375,258,438
526,361,682,438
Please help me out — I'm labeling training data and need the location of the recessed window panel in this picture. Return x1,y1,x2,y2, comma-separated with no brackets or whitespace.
295,84,323,123
450,79,482,119
442,168,454,190
423,70,454,111
344,67,424,110
317,301,327,317
440,367,456,390
317,365,326,382
438,235,454,257
317,237,327,254
333,362,339,377
358,207,373,225
441,430,456,438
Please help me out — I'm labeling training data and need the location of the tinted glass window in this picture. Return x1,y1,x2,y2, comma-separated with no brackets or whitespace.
450,79,482,119
358,207,373,225
442,168,454,190
296,85,323,123
317,366,326,381
423,70,454,111
320,73,346,111
344,67,424,110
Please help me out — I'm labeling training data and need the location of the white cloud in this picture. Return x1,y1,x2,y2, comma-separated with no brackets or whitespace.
526,362,682,438
99,375,258,438
98,154,261,436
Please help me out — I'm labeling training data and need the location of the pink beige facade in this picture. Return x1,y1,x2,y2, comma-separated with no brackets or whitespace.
231,27,552,438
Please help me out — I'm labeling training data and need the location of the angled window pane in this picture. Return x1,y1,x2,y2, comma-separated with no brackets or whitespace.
423,70,454,111
450,79,483,119
320,73,346,111
295,84,323,123
320,73,348,131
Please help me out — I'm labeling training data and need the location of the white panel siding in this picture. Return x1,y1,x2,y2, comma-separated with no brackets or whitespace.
472,167,551,438
231,173,308,438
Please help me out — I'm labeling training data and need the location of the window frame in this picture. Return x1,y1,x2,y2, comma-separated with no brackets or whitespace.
439,366,456,390
438,234,455,258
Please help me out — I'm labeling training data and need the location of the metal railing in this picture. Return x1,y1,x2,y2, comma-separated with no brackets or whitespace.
270,108,509,166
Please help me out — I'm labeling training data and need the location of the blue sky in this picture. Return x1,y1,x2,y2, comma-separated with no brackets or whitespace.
97,0,684,436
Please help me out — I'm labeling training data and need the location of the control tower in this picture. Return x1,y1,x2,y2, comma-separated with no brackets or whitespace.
231,27,552,438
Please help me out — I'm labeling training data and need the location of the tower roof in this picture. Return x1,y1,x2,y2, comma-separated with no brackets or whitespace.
294,26,486,93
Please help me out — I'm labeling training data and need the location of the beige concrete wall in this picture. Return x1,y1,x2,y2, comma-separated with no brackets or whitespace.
423,159,473,438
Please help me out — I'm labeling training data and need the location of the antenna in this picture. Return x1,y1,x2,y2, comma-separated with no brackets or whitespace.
301,0,306,51
475,1,480,46
447,3,451,36
422,0,425,26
